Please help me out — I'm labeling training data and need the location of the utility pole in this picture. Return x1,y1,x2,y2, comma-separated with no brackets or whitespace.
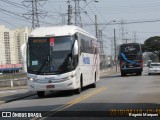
133,31,137,43
99,30,104,56
23,0,46,30
68,4,72,25
73,0,85,27
31,0,35,29
95,15,104,63
120,19,129,44
114,29,117,72
95,15,98,39
120,19,125,43
35,0,39,28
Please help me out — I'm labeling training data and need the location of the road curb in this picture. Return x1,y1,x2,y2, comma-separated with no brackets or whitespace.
100,71,120,78
0,92,37,105
0,101,5,105
0,86,27,91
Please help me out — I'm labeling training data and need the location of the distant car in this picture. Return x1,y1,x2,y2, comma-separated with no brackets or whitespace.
143,64,147,67
147,60,153,67
148,63,160,75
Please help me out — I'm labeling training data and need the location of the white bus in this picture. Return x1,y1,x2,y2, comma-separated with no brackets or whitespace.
26,25,99,97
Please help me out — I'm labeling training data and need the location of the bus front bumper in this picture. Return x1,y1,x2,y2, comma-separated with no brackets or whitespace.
28,78,78,92
121,67,143,73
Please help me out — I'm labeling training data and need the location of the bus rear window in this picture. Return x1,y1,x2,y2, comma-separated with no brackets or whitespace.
121,45,140,53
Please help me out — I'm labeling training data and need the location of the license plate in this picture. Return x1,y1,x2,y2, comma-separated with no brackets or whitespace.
46,85,54,89
129,66,133,68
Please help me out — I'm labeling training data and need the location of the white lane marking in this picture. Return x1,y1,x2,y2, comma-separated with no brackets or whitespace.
0,90,18,94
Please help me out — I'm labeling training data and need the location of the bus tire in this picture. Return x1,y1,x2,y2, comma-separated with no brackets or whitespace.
91,72,96,88
37,91,45,98
137,71,142,76
75,75,83,94
121,72,125,77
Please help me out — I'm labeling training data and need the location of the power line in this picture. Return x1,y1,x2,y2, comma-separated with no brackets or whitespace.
84,19,160,26
117,19,160,25
0,18,17,27
0,0,61,21
0,0,59,26
0,7,55,26
0,0,27,9
73,0,86,27
83,1,95,24
86,3,160,12
85,3,160,15
92,2,108,30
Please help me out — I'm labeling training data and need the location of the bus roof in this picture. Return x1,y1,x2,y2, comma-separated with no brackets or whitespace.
29,25,96,39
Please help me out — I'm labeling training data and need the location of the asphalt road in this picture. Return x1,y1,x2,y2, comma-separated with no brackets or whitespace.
0,67,160,119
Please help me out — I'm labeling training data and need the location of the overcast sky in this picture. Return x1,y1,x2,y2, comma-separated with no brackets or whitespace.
0,0,160,54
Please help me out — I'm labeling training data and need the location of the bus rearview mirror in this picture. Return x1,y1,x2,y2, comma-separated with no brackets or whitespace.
73,40,78,56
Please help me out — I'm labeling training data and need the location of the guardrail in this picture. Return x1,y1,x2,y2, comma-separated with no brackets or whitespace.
0,67,119,88
0,78,27,87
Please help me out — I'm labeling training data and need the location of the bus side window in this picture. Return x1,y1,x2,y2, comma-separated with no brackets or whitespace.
80,39,84,53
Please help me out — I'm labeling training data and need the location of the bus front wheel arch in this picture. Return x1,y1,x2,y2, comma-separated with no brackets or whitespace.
137,71,142,76
121,72,126,77
37,91,45,98
75,74,83,94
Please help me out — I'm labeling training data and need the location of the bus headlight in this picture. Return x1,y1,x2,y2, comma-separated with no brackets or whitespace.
63,76,71,81
27,77,36,82
63,74,75,81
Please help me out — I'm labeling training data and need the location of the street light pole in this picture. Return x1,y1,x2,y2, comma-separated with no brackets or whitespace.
114,29,118,72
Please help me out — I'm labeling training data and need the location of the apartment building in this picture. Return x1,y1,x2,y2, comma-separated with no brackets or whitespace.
14,27,31,64
0,25,11,65
0,25,31,68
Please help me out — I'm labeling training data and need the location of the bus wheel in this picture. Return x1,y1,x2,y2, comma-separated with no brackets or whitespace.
75,75,83,94
37,91,45,98
137,72,142,76
121,72,125,77
91,73,96,88
139,72,142,75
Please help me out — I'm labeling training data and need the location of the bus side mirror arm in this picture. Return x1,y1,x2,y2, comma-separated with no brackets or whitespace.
20,43,27,73
73,40,78,56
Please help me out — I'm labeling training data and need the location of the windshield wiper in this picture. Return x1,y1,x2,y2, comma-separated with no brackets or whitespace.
28,68,38,73
36,57,49,75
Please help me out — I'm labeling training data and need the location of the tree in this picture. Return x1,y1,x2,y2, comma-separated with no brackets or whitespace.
143,36,160,62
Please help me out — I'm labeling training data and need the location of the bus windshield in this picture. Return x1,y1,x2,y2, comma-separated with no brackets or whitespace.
27,36,74,75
